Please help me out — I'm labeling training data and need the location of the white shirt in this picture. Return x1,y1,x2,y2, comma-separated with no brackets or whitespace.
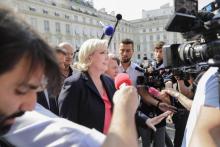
4,104,105,147
43,89,50,109
118,62,143,86
181,67,220,147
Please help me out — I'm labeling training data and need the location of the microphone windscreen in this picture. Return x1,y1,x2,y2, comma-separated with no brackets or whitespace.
114,73,132,90
148,87,160,97
116,14,122,20
103,25,114,36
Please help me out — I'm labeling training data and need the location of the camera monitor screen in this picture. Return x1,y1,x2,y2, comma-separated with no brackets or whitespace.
165,0,198,33
175,0,198,16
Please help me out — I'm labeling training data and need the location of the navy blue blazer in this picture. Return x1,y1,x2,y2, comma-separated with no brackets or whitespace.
58,71,116,132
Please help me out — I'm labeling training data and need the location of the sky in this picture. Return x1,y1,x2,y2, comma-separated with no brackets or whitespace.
93,0,174,20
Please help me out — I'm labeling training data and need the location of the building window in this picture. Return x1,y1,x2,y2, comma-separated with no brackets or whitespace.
137,44,140,52
74,15,78,21
150,35,153,41
150,53,154,59
44,20,50,32
66,24,70,34
55,22,61,33
54,12,60,17
149,28,152,32
30,17,37,28
82,17,86,23
137,54,141,59
65,15,70,19
163,34,167,40
43,9,48,14
143,29,146,32
89,18,93,24
157,34,160,40
29,7,36,12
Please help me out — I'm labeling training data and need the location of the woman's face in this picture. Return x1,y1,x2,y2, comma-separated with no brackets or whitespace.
89,48,109,73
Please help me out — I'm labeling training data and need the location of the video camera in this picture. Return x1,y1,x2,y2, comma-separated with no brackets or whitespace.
172,62,209,80
135,66,165,89
163,0,220,68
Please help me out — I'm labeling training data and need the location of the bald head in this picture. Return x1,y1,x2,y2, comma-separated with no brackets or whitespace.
58,42,74,67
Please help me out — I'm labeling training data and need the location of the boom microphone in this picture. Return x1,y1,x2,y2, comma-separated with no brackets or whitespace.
116,14,122,20
103,25,114,36
99,21,114,39
108,14,122,47
114,73,132,89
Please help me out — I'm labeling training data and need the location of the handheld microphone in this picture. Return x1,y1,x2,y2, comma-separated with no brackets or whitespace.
114,74,154,129
135,66,146,73
114,73,132,89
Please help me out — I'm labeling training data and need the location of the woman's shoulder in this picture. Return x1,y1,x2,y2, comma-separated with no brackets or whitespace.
64,71,84,85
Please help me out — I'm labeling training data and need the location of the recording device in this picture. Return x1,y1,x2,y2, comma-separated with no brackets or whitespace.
135,66,165,89
100,21,114,39
164,0,220,68
100,14,122,47
114,73,132,89
172,62,209,80
108,14,122,47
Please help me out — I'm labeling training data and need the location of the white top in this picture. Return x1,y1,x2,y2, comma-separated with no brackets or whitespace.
181,67,220,147
43,89,50,109
4,104,105,147
118,62,143,86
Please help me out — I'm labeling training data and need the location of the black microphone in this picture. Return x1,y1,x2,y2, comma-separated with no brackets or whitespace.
108,14,122,47
135,66,146,73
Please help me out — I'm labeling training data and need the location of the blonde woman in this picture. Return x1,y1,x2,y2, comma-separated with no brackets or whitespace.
58,39,115,134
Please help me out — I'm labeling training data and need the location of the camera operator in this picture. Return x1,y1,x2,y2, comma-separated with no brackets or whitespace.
162,0,220,145
180,66,220,147
138,41,175,147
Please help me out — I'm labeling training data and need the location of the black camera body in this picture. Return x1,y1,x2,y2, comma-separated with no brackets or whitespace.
163,0,220,68
135,66,165,89
172,62,209,80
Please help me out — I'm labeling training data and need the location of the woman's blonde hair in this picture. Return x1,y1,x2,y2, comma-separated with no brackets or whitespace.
76,39,108,71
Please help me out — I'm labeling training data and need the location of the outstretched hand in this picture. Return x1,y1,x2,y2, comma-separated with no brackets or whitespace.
158,102,177,113
146,111,172,131
162,88,180,98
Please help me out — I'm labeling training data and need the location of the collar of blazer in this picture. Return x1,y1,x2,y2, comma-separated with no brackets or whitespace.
81,71,112,99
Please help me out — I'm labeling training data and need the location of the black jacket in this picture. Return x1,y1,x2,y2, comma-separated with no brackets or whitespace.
37,91,59,115
58,71,116,132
